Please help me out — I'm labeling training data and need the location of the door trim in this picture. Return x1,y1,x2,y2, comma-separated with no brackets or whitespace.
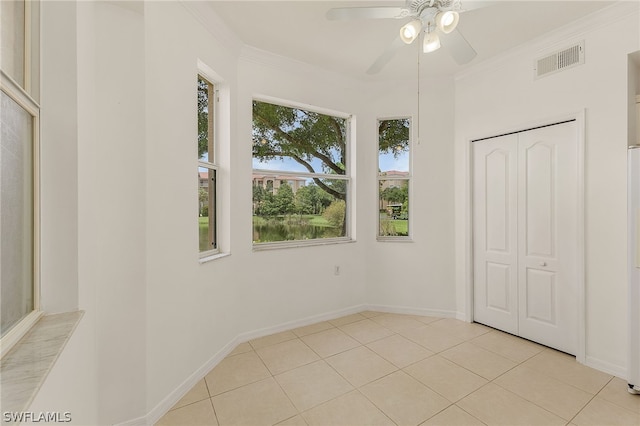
465,110,586,364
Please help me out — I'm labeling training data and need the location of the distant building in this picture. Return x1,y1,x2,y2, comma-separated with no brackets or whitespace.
252,174,306,194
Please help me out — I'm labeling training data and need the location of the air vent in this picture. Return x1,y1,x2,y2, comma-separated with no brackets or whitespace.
534,41,584,79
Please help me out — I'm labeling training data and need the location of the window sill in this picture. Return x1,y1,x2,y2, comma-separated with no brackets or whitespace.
253,237,355,251
376,237,414,242
199,252,231,264
1,311,84,414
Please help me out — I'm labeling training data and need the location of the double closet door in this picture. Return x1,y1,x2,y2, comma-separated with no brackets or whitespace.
473,121,578,355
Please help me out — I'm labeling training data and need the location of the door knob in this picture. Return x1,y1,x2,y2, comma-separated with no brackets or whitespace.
540,262,547,267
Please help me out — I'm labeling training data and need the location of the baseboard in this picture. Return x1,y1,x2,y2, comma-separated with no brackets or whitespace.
365,304,458,319
584,355,627,379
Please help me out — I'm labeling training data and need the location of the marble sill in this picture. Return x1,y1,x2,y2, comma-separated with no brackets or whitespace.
1,311,84,415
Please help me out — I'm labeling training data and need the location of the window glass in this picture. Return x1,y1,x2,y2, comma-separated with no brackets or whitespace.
378,118,410,238
198,76,217,254
252,100,350,245
1,90,34,336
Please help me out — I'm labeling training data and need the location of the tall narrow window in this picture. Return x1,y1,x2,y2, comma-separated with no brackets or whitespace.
1,0,41,352
252,99,351,247
197,75,217,255
378,118,411,238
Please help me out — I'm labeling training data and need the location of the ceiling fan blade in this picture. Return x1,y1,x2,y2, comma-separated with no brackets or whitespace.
443,28,477,65
326,7,409,21
366,36,406,75
458,0,498,13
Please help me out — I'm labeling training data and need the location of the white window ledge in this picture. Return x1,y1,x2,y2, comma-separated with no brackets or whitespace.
1,311,84,415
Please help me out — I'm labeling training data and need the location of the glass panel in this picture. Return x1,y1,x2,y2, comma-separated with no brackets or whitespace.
198,167,216,253
252,101,347,175
378,179,409,237
197,76,213,163
378,118,410,174
252,176,348,243
1,0,26,87
1,90,34,336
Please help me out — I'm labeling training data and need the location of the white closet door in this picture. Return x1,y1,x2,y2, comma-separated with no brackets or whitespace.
517,122,578,354
473,121,578,355
473,134,519,335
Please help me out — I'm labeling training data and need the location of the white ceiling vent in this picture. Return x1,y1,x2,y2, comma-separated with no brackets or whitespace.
534,41,584,79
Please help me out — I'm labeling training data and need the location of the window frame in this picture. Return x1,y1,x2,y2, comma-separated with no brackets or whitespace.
376,116,412,242
251,96,354,250
197,74,219,259
0,71,42,358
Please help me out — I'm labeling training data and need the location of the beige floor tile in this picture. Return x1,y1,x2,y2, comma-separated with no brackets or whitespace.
412,315,441,325
300,328,360,358
301,390,395,426
360,370,451,426
494,365,592,420
405,355,488,402
328,313,367,327
400,325,467,353
470,330,544,363
367,334,433,368
275,360,353,411
370,313,426,333
572,396,640,426
421,405,485,426
292,321,334,338
205,351,271,396
457,383,565,426
256,338,319,375
326,346,397,387
156,399,217,426
171,379,210,410
249,330,298,350
211,377,297,426
440,342,517,380
522,349,612,394
227,342,253,357
598,377,640,413
338,319,394,344
428,319,491,340
276,415,308,425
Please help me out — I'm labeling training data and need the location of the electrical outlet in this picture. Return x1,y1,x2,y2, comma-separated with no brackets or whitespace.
334,265,340,275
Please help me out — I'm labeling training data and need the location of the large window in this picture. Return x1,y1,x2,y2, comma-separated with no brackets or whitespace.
378,118,411,239
1,0,40,354
252,100,351,246
197,75,218,256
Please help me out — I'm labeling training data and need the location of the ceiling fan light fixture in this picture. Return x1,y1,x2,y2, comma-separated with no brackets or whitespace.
423,31,441,53
400,19,422,44
435,10,459,34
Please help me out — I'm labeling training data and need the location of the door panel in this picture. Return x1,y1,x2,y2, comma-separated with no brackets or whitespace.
473,135,519,335
473,121,578,355
518,122,578,354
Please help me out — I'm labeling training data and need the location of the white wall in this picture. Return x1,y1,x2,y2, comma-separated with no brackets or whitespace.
454,3,640,376
363,77,457,315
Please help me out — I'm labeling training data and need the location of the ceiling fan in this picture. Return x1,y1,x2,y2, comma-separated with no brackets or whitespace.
326,0,484,74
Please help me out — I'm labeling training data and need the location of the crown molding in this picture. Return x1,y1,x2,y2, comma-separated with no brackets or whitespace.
179,1,243,55
455,1,640,81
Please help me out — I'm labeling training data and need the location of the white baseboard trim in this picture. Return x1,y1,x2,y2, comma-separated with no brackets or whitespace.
365,304,458,319
584,355,627,379
138,304,366,426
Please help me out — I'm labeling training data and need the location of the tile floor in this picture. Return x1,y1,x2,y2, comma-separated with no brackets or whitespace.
156,312,640,426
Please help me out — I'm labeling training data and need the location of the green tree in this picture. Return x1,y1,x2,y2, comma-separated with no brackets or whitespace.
323,200,346,228
197,77,211,159
252,101,347,200
378,118,410,157
274,182,295,215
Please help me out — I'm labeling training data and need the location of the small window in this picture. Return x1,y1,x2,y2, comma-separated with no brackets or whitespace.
197,75,218,255
252,99,351,247
378,118,411,239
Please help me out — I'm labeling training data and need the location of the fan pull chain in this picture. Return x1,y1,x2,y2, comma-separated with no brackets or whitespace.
416,42,421,145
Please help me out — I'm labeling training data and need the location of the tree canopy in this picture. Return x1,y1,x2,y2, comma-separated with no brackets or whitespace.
378,118,410,157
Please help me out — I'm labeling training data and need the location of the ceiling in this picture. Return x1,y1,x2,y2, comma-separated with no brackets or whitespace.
208,1,616,80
